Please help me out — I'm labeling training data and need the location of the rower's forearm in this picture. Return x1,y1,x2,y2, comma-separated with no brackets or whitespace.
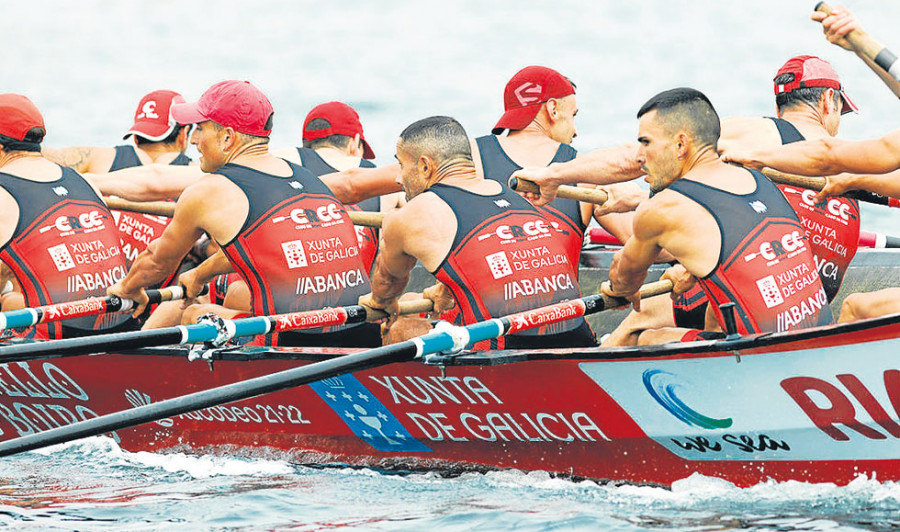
847,170,900,198
121,248,181,294
324,164,402,204
368,264,410,305
193,251,235,286
553,143,643,185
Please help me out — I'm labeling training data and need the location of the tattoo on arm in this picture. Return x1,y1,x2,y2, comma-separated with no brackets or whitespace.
43,147,94,173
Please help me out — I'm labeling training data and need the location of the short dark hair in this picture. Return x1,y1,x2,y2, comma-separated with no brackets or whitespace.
637,88,720,148
398,116,472,164
302,118,354,150
134,124,189,146
0,127,46,153
773,73,841,113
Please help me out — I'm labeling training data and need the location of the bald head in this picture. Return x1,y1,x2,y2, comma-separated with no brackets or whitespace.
637,88,720,151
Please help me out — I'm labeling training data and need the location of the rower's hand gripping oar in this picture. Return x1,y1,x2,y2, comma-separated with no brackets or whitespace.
815,2,900,83
508,177,609,204
0,279,672,458
761,167,900,208
0,286,204,332
103,197,386,228
0,298,436,364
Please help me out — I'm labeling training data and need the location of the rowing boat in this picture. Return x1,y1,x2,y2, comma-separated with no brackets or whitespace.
0,247,897,487
0,309,896,487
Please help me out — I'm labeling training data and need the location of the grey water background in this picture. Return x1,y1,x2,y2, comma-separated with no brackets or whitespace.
1,1,899,530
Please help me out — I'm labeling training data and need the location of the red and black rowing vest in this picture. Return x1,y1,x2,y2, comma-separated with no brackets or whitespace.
768,118,860,301
108,145,192,266
429,183,585,350
0,166,132,339
476,135,586,267
295,147,379,273
217,162,371,345
668,169,833,334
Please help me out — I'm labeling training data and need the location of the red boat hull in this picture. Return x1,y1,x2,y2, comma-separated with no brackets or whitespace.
0,316,898,487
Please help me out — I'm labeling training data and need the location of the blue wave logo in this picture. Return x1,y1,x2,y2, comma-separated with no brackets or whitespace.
642,369,733,429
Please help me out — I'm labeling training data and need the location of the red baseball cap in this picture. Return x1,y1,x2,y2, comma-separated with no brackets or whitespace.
123,90,186,141
171,80,274,137
774,55,858,115
0,93,45,141
303,101,375,159
492,66,576,134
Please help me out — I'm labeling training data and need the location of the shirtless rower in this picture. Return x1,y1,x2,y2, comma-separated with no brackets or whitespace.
359,116,597,350
107,80,392,347
725,128,900,323
0,93,136,338
603,88,833,335
617,55,862,345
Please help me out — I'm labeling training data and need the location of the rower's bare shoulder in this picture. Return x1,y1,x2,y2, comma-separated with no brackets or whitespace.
718,116,776,154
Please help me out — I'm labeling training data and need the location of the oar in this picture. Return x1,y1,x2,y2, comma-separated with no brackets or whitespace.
0,286,201,332
507,177,609,204
762,168,900,208
815,2,900,83
0,299,436,364
859,230,900,249
104,197,386,227
0,279,672,457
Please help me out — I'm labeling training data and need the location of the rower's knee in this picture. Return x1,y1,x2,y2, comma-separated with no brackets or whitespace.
182,303,214,325
636,327,687,346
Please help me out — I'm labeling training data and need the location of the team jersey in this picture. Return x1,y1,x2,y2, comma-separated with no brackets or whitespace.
296,148,379,273
217,162,372,346
767,118,860,301
108,145,191,266
476,135,586,267
668,169,833,334
0,166,133,339
429,183,591,350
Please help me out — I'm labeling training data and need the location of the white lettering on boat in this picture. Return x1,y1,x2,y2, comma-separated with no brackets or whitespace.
407,411,610,443
368,375,502,405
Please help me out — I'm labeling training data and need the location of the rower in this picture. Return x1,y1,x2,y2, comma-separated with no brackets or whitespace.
0,93,136,339
108,80,384,348
478,65,641,264
604,88,833,335
359,116,597,350
275,101,403,272
618,55,862,345
725,127,900,323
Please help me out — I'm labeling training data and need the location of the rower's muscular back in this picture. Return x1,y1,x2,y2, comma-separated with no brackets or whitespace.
0,158,64,245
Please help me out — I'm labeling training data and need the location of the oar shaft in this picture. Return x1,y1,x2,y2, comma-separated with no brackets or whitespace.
507,177,609,204
0,299,434,363
103,197,385,227
0,287,189,331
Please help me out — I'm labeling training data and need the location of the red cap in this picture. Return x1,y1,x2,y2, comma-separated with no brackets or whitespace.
492,66,576,134
774,55,858,115
302,101,375,159
0,93,45,141
171,80,273,137
123,90,186,141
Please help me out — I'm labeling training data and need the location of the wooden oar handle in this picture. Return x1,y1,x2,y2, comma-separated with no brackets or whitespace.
599,279,674,310
762,168,825,191
349,211,384,228
362,298,435,321
104,196,385,227
508,177,609,205
105,197,175,217
815,2,899,80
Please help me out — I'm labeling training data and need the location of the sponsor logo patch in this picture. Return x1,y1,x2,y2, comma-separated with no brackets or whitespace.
48,243,76,272
281,240,308,269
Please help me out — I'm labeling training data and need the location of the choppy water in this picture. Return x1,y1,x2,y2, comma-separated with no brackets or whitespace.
0,438,897,531
1,1,899,529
